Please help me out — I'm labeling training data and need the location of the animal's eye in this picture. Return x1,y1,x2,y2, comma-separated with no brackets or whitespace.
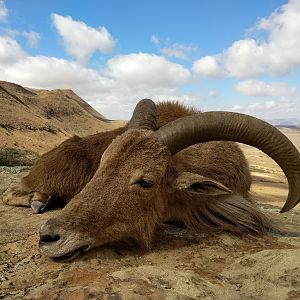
136,179,155,189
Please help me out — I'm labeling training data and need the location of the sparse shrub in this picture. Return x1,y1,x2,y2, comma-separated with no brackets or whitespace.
0,123,14,130
45,107,57,119
0,148,39,166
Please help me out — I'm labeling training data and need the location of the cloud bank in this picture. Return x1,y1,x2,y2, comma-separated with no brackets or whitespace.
0,38,192,118
193,0,300,79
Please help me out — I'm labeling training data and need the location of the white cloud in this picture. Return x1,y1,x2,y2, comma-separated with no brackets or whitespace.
0,0,8,22
252,98,298,115
51,13,116,63
235,79,297,97
193,0,300,79
160,43,197,60
247,100,277,110
22,30,40,48
222,39,266,78
255,0,300,76
192,56,223,78
105,53,191,89
0,36,26,65
230,105,242,111
151,35,159,44
1,56,112,89
228,96,300,120
232,78,300,119
4,29,40,48
208,90,218,97
0,35,192,118
4,28,18,37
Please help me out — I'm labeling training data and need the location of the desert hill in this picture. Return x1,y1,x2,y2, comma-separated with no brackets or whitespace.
0,81,123,154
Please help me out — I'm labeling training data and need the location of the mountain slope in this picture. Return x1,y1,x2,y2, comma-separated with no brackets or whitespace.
0,81,124,154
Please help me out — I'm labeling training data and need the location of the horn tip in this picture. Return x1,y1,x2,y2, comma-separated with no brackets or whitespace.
280,197,299,213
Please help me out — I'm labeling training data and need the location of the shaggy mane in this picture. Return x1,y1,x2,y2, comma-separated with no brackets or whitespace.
156,101,199,128
179,194,276,235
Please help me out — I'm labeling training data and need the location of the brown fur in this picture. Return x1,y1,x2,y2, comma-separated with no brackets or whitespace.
156,101,198,128
38,103,275,260
5,101,199,208
21,127,126,202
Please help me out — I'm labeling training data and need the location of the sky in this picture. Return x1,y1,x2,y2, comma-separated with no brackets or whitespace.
0,0,300,121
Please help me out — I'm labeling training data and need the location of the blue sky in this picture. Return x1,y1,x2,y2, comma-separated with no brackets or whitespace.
0,0,299,120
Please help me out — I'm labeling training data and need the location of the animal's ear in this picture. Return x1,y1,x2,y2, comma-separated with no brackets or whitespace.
173,172,232,196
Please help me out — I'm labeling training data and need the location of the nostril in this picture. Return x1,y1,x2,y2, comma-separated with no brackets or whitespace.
40,233,60,244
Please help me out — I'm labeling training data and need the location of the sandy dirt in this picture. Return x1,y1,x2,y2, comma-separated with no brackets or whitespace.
1,129,300,300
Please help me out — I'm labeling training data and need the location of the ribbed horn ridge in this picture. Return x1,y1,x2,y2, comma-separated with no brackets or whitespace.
128,99,157,131
155,111,300,213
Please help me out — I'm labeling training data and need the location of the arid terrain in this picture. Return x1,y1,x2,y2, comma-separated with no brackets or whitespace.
0,83,300,299
0,81,123,154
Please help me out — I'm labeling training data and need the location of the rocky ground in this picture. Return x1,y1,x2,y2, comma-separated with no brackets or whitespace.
1,129,300,300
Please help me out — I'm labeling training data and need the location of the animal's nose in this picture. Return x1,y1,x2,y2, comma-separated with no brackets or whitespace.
40,233,60,245
39,223,61,246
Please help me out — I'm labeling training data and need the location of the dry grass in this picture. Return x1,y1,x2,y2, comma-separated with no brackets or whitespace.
0,148,38,166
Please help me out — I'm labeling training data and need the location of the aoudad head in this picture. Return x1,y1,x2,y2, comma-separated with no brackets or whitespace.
39,99,300,261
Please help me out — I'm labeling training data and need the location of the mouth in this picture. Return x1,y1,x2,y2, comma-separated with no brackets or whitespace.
51,245,89,262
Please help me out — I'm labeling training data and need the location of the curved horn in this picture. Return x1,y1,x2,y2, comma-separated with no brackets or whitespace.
155,111,300,213
128,99,157,131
